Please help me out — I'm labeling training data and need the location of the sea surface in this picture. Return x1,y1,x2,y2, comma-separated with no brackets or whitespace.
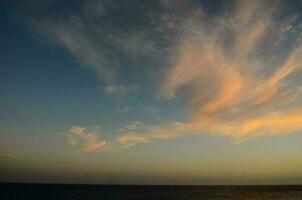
1,183,302,200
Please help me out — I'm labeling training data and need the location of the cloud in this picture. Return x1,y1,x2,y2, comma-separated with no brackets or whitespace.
116,106,131,113
116,0,302,147
39,19,116,82
208,108,302,141
117,121,154,147
117,135,151,148
104,84,139,97
27,0,302,148
116,121,187,147
117,121,144,133
160,0,302,124
66,126,106,152
31,0,164,87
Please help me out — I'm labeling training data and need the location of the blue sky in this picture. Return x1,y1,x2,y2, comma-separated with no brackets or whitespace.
1,0,302,184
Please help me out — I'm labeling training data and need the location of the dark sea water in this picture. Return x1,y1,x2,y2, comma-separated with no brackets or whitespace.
1,183,302,200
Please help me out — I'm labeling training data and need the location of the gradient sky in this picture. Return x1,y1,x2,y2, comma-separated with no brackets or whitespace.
1,0,302,185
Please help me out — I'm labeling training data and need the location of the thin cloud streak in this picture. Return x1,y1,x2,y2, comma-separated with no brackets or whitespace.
33,0,163,86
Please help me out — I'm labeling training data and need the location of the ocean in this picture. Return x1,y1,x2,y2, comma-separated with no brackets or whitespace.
1,183,302,200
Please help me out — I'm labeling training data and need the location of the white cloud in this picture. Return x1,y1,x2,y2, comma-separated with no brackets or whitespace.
39,18,116,82
32,0,162,87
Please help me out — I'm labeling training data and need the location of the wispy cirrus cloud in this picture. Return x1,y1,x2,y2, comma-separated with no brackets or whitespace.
25,0,302,149
31,0,164,88
116,0,302,147
66,126,106,152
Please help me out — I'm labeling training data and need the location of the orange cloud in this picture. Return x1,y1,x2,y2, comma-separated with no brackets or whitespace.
209,108,302,140
57,0,302,150
117,0,302,148
66,126,106,152
117,135,150,148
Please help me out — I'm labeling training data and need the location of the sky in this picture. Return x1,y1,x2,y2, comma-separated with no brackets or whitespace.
1,0,302,185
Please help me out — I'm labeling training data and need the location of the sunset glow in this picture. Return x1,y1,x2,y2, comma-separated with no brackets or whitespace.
1,0,302,185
